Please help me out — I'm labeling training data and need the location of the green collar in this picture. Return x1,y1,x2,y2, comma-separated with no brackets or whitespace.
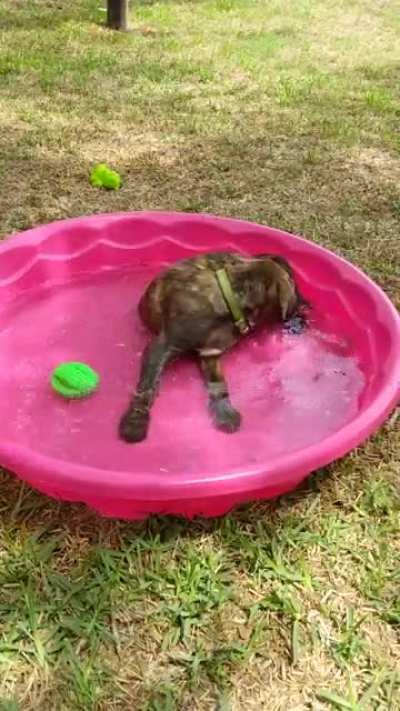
215,268,250,335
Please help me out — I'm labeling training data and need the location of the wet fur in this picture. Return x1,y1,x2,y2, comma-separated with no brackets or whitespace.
119,252,305,443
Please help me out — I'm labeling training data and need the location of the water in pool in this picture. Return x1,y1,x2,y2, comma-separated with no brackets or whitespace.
0,267,365,477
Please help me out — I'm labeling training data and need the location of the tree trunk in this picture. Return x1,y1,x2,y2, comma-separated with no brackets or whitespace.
107,0,129,31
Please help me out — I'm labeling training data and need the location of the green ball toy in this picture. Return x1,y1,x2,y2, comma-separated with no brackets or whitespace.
51,362,100,399
90,163,122,190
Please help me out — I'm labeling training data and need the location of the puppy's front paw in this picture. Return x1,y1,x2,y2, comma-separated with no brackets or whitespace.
283,313,307,335
213,399,241,434
119,411,149,443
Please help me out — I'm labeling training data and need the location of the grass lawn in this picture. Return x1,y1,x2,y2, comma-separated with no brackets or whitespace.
0,0,399,708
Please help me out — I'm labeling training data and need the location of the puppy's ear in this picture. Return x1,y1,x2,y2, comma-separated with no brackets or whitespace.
278,278,297,321
270,255,293,277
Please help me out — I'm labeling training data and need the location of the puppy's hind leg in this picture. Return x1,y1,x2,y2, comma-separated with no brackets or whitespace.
119,337,175,443
200,355,241,433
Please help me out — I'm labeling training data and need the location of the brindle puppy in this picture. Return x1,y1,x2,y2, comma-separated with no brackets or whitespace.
119,252,305,443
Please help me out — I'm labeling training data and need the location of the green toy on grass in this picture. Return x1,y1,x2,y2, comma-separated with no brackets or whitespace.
90,163,122,190
51,362,100,399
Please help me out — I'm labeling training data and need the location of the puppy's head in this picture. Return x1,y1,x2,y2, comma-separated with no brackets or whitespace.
256,253,306,321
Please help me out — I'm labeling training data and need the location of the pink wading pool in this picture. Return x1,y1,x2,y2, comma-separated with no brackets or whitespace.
0,212,399,519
